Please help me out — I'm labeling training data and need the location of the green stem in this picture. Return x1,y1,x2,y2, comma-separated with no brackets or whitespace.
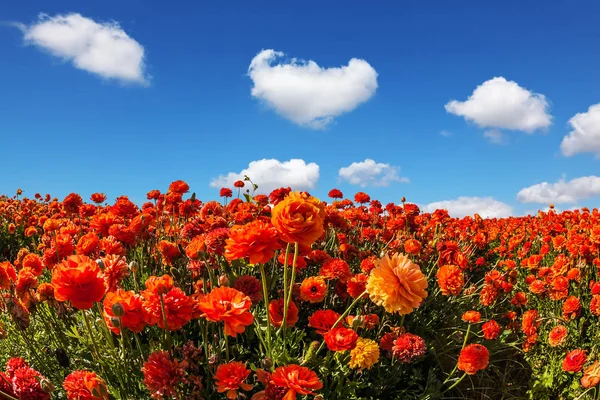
282,242,299,340
444,324,471,384
82,310,101,358
258,263,272,360
159,293,173,349
224,330,230,362
442,372,467,394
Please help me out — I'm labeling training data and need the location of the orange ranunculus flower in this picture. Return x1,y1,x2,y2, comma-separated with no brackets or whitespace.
224,219,280,264
142,277,195,331
458,344,489,375
269,298,299,328
582,361,600,388
462,311,481,324
0,261,17,290
271,192,326,247
299,276,327,303
548,325,568,347
269,365,323,400
366,253,428,314
157,240,181,266
403,239,422,255
323,327,358,352
52,255,106,310
436,265,464,296
185,235,206,260
63,370,109,400
76,232,99,256
214,361,252,399
21,254,43,276
103,289,146,334
197,287,254,336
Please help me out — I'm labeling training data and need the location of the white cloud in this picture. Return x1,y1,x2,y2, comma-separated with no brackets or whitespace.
440,130,453,138
338,159,408,187
517,176,600,204
422,197,513,219
483,129,508,145
210,159,320,194
445,77,551,132
20,13,148,85
560,103,600,157
248,49,378,128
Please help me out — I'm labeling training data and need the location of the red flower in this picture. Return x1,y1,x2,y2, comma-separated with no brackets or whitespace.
103,289,146,334
324,327,358,351
563,296,581,320
563,349,587,373
328,189,343,199
319,258,352,282
308,309,341,335
52,255,106,310
0,261,17,290
214,362,252,399
232,275,263,304
392,333,427,363
346,273,368,299
481,320,501,340
63,370,109,400
10,364,50,400
142,351,187,399
269,298,299,328
458,344,489,375
548,325,568,347
220,188,233,198
142,276,195,331
269,365,323,400
354,192,370,204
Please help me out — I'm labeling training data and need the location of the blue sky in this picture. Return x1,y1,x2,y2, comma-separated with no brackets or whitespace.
1,1,600,217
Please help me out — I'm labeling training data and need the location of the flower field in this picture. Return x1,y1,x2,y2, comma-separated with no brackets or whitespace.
0,181,600,399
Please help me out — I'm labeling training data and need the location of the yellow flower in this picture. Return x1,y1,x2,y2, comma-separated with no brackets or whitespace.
366,253,428,314
349,337,380,370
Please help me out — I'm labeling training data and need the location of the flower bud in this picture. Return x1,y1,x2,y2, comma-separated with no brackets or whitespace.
261,358,273,369
129,261,139,273
218,274,229,287
40,378,54,393
95,259,105,270
110,317,121,328
112,302,125,317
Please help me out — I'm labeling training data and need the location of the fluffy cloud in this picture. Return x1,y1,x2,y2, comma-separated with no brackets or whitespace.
516,176,600,204
422,197,513,218
338,159,408,187
483,129,508,145
210,159,319,194
445,77,551,132
19,13,148,85
560,103,600,156
248,49,378,128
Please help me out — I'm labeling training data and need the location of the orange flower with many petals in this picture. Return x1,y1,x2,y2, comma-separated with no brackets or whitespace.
269,365,323,400
103,289,146,334
366,253,428,314
581,361,600,388
197,287,254,336
271,192,326,248
436,265,464,296
214,361,252,399
458,344,489,375
269,298,299,328
299,276,327,303
142,277,195,331
224,220,280,264
52,255,106,310
63,370,109,400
